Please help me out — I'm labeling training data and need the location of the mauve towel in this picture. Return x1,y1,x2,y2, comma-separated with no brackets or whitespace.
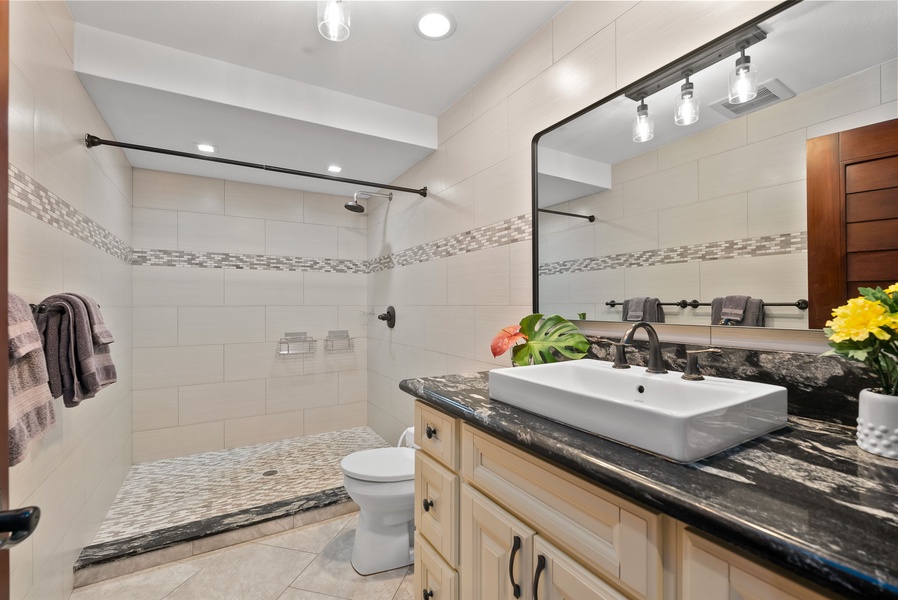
8,293,57,465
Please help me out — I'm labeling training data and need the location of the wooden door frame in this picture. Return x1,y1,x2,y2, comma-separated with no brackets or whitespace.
0,0,11,596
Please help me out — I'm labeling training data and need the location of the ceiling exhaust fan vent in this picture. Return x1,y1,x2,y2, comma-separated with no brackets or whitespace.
709,78,796,119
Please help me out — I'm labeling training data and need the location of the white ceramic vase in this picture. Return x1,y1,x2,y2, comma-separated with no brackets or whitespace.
856,388,898,459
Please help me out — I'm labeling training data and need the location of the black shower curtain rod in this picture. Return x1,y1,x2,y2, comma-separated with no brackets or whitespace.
537,208,595,222
84,134,429,198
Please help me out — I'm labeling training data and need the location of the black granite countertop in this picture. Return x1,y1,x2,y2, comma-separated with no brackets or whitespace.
400,371,898,600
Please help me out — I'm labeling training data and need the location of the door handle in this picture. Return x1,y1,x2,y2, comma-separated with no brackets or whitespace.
508,535,522,598
532,554,546,599
0,506,40,549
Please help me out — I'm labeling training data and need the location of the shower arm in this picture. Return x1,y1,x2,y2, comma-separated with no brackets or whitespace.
85,134,428,198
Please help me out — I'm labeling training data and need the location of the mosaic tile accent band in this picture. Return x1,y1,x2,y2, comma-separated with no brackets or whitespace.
367,213,532,273
539,231,807,276
8,165,132,263
131,249,369,274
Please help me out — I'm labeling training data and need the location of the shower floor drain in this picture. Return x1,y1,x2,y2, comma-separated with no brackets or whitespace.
261,470,278,477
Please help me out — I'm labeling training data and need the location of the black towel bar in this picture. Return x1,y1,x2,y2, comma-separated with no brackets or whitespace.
605,299,809,310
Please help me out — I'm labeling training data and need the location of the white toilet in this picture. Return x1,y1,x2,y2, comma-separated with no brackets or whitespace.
341,445,416,575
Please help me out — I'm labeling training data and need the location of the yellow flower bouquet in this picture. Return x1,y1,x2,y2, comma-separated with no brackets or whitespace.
824,284,898,396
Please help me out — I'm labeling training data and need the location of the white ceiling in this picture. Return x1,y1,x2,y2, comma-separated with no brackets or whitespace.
67,0,567,197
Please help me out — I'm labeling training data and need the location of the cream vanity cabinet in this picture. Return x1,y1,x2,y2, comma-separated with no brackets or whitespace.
412,401,840,600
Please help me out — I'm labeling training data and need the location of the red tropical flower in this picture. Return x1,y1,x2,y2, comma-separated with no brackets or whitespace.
491,324,528,357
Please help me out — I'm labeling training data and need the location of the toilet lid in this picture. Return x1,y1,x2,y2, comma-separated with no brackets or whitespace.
341,447,415,482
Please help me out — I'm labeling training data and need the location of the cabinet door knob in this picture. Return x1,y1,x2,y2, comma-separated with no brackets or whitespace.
509,535,522,598
425,425,437,439
422,498,434,512
422,588,434,600
532,554,546,599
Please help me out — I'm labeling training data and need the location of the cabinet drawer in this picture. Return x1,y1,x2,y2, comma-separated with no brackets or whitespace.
461,424,662,600
415,401,458,469
415,533,459,600
679,525,837,600
416,451,459,568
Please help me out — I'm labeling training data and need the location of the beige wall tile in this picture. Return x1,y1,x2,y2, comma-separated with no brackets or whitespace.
224,269,304,306
612,151,657,186
178,212,265,254
367,268,407,309
747,181,807,238
623,162,698,217
698,129,806,201
304,192,367,228
266,373,339,413
747,65,882,143
133,388,179,432
9,64,35,176
552,1,635,61
367,372,395,414
224,180,303,222
133,169,224,214
265,306,339,341
542,223,594,263
700,253,808,303
405,349,449,380
659,193,748,248
179,379,266,425
100,253,132,307
133,345,224,390
626,262,702,303
405,258,448,307
390,145,448,199
133,307,178,348
806,101,898,141
473,23,553,119
569,186,624,222
133,266,224,307
224,342,305,382
38,1,75,62
178,306,265,346
85,167,132,245
509,241,533,305
304,402,368,436
413,178,475,246
595,212,659,257
570,269,626,307
447,245,510,306
265,220,338,258
883,59,897,103
338,226,367,260
438,90,473,146
473,150,532,228
368,404,407,446
657,118,747,172
538,273,570,306
133,208,178,250
508,25,616,153
367,337,407,382
446,100,509,188
338,370,368,404
133,422,224,463
34,99,89,212
8,209,65,302
224,411,305,449
615,1,779,88
63,235,103,301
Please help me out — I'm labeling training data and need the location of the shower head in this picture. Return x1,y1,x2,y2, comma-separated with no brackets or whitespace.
344,191,393,213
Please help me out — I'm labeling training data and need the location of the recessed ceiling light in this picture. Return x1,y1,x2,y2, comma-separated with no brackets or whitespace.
328,165,342,173
415,11,456,40
196,143,217,153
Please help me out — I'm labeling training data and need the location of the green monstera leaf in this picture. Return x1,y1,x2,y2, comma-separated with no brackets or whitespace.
510,313,590,366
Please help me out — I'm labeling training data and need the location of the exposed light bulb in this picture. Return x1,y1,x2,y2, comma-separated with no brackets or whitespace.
728,46,758,104
632,100,654,143
318,0,350,42
675,76,700,126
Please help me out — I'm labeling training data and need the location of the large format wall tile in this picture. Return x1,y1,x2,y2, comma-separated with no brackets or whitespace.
178,380,266,425
177,212,266,255
224,180,304,222
446,100,509,188
552,1,635,62
133,266,224,307
134,169,224,214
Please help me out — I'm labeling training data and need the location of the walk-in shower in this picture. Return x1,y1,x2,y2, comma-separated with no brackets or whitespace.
345,191,392,213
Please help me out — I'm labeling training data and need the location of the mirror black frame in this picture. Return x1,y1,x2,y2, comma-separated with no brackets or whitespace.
530,0,802,314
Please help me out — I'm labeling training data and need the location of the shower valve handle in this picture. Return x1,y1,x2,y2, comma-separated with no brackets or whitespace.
377,306,396,328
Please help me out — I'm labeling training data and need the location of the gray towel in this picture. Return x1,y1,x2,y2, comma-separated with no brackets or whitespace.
622,297,647,321
621,297,665,323
711,297,766,327
36,294,117,406
720,295,750,322
68,293,114,345
8,293,57,466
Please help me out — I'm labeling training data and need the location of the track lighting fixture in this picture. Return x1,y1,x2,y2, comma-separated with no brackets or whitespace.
729,44,758,104
318,0,350,42
674,72,700,126
632,97,654,143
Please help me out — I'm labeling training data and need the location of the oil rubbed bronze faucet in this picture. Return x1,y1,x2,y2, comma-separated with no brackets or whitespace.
621,321,668,374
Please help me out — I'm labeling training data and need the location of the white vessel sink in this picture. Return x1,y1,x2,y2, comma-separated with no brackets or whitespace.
488,360,788,463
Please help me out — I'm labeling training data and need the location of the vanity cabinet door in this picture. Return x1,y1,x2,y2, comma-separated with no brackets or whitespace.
532,536,628,600
416,450,459,568
461,484,536,600
415,532,459,600
679,526,834,600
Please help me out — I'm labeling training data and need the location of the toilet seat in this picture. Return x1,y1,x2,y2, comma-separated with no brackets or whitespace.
341,447,415,482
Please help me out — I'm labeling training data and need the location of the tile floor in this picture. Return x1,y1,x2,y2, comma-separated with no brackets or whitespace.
72,513,415,600
94,428,388,543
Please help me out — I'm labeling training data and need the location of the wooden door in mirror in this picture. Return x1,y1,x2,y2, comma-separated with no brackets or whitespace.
807,119,898,329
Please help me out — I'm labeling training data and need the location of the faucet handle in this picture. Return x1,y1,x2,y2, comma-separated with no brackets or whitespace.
596,338,631,369
682,348,722,381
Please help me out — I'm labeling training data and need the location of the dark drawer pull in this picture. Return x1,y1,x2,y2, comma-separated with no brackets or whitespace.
509,535,522,598
533,554,546,599
422,588,433,600
423,498,434,512
426,425,437,439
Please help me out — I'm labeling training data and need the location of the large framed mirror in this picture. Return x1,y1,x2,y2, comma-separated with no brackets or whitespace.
533,0,897,333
